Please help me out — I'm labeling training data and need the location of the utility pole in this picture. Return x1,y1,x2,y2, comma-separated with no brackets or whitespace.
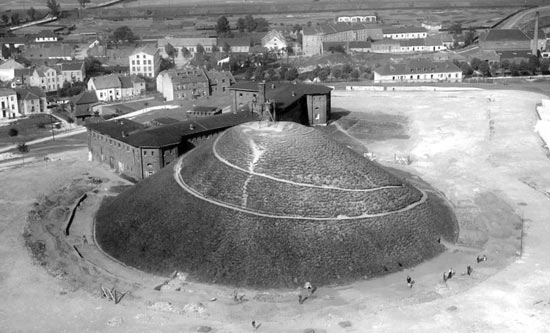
50,115,56,141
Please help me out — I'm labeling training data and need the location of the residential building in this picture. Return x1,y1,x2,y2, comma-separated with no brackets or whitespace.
15,87,47,116
479,29,531,52
0,88,19,119
301,23,384,56
28,65,60,92
373,58,462,83
21,43,74,61
262,30,288,51
69,91,99,124
88,74,144,102
336,15,377,23
34,30,58,43
371,39,401,53
217,38,251,54
382,26,428,40
230,81,332,126
156,69,234,102
56,62,85,83
349,41,372,53
157,37,217,56
129,45,161,78
0,59,26,81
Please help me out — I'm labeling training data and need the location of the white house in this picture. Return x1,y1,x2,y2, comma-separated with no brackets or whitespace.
0,59,26,81
129,45,161,78
261,30,288,52
0,88,20,119
34,30,58,43
88,74,144,102
374,58,462,83
382,27,428,40
28,65,60,92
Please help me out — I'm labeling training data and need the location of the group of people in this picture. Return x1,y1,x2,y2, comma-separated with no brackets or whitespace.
406,254,488,288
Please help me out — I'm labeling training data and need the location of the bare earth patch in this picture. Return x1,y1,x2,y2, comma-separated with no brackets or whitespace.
2,88,550,331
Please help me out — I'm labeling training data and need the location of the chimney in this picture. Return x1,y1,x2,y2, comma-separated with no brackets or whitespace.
258,81,266,105
271,83,276,89
533,11,539,56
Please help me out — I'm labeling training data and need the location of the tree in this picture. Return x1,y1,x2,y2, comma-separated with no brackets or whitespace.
164,42,177,59
195,44,205,55
2,14,9,26
236,17,246,32
448,22,462,36
78,0,91,9
47,0,61,16
17,142,29,164
342,63,353,74
464,29,475,46
528,55,539,74
244,15,256,32
478,61,490,76
27,7,37,21
85,56,109,78
284,67,298,81
540,58,550,74
8,128,18,137
351,69,360,80
111,26,137,43
216,16,232,37
181,47,191,58
332,67,342,80
223,42,231,54
160,57,174,71
460,62,472,75
470,57,481,70
254,67,265,81
2,44,10,59
244,67,254,80
254,17,269,32
11,13,19,26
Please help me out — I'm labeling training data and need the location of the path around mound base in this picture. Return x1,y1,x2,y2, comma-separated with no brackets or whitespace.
174,152,427,220
2,89,550,332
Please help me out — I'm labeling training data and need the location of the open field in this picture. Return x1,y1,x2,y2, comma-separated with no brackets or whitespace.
1,87,550,331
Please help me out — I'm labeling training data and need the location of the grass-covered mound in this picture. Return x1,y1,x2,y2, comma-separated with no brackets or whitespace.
95,122,458,288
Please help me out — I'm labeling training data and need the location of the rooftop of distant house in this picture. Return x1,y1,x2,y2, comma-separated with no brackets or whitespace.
481,29,531,42
375,58,461,76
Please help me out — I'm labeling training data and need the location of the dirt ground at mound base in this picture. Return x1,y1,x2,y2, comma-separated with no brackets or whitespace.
1,88,550,332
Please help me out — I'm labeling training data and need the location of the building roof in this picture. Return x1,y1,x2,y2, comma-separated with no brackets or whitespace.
58,62,84,71
375,58,461,76
349,41,371,48
15,87,45,100
497,50,532,60
0,88,16,96
217,38,252,47
70,90,99,105
382,26,427,34
130,44,158,57
158,37,217,48
86,119,146,141
119,75,134,89
231,82,332,111
125,111,260,147
481,29,531,42
35,30,57,38
205,70,235,84
0,59,26,70
302,22,385,36
90,74,122,89
262,30,287,45
400,38,425,47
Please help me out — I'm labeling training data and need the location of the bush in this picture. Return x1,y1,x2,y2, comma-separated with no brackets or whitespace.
8,128,18,137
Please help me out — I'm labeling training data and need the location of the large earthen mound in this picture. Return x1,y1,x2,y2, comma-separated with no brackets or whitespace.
96,122,457,288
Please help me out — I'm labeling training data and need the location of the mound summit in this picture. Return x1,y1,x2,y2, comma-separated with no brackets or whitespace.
96,121,457,288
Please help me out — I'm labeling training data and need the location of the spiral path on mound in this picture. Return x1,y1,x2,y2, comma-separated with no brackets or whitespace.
177,122,425,219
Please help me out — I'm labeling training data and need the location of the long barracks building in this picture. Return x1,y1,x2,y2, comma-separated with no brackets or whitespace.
86,81,332,180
